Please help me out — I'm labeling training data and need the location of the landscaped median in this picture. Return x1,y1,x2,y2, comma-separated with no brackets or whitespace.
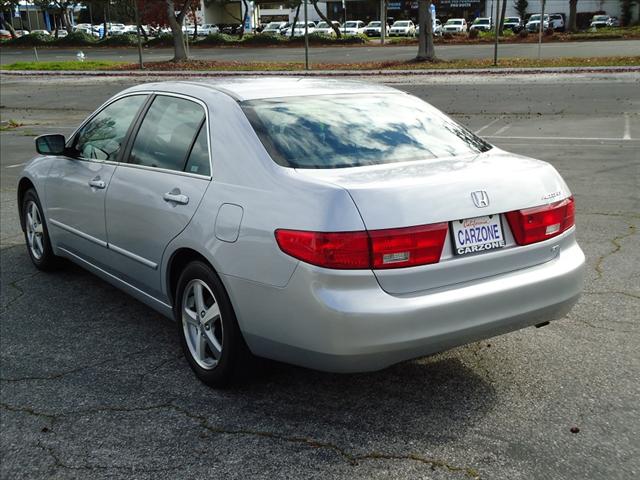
2,56,639,73
1,26,639,49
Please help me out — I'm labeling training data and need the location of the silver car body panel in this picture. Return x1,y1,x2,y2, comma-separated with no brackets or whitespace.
18,78,585,372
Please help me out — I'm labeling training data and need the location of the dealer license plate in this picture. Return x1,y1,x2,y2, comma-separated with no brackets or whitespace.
451,215,505,256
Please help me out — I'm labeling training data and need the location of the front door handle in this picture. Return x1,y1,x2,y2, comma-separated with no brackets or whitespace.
89,177,106,189
163,190,189,205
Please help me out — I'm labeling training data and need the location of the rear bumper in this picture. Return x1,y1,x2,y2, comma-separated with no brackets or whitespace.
224,237,585,373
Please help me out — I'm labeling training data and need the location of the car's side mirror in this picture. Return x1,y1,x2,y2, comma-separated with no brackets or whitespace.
35,134,66,155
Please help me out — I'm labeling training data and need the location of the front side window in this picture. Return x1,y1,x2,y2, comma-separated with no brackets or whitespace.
128,95,205,172
242,93,491,169
73,95,146,161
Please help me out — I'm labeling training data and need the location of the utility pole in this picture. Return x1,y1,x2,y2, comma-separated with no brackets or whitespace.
380,0,385,45
493,0,499,65
538,0,545,60
304,0,309,70
133,0,143,69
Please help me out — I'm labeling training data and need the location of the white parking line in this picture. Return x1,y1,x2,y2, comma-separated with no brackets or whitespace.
5,163,27,169
474,118,501,135
623,113,632,140
485,135,635,141
493,124,511,136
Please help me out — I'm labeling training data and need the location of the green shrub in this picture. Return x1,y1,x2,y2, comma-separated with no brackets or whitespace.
146,33,175,47
544,27,554,37
518,29,529,38
54,31,97,46
241,33,285,45
468,29,480,39
290,32,367,45
198,33,237,45
7,32,54,46
98,33,140,46
442,32,454,39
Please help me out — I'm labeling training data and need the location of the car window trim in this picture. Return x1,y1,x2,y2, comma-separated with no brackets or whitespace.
181,119,207,173
119,91,212,180
66,92,152,165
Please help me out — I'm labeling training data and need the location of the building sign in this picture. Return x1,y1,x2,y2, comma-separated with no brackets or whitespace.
439,0,480,8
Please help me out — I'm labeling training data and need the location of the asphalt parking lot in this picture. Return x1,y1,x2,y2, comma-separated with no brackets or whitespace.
1,73,639,479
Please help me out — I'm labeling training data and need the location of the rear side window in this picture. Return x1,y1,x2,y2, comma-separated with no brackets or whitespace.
128,95,205,172
74,95,146,161
184,125,210,176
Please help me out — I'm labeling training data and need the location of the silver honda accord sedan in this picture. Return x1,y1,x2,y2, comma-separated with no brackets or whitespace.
18,78,585,387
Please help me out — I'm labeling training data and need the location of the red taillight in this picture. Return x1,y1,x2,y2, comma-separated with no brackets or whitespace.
274,230,370,269
275,223,448,270
506,196,575,246
369,223,448,269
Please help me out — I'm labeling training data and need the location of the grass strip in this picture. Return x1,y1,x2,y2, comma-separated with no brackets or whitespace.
1,56,638,72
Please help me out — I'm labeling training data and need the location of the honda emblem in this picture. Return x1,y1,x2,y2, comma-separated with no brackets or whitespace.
471,191,490,208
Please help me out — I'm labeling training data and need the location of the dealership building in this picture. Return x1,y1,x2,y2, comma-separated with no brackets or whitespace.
200,0,638,28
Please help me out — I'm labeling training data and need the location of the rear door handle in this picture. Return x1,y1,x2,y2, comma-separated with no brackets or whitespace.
163,191,189,205
89,178,106,189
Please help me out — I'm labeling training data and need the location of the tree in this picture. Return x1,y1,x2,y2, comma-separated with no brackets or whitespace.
568,0,578,32
620,0,638,26
165,0,195,61
499,0,507,33
0,0,20,38
513,0,528,21
416,0,435,62
289,1,301,39
311,0,340,37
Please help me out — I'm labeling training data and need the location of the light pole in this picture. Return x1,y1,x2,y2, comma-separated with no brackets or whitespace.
538,0,545,60
380,0,385,45
304,0,309,70
493,0,499,66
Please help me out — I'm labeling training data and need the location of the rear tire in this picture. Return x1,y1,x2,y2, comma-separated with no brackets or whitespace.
175,261,253,387
21,189,59,271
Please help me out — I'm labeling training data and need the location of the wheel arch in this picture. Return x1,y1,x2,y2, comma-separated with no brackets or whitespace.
17,177,37,232
166,247,218,308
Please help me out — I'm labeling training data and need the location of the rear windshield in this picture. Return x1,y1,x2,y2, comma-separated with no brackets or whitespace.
241,94,491,169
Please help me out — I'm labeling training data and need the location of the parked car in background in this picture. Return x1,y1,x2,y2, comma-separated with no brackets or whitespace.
18,79,585,387
75,24,101,37
549,13,565,31
315,21,341,36
363,20,388,37
282,21,316,37
503,16,523,32
469,17,492,32
0,29,12,39
389,20,416,37
14,29,30,36
526,14,550,32
261,21,287,35
30,29,51,36
108,23,126,35
54,30,68,38
443,18,467,34
590,15,615,29
198,24,220,36
342,20,366,35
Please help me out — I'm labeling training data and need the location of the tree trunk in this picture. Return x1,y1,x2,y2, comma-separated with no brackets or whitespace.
65,9,73,33
166,0,188,61
416,0,435,61
569,0,578,32
312,0,341,37
499,0,507,34
290,2,301,39
0,13,18,38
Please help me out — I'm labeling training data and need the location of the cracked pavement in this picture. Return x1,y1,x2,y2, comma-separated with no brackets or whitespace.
1,73,639,479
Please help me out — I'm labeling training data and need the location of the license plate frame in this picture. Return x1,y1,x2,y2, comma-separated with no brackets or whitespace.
451,214,506,256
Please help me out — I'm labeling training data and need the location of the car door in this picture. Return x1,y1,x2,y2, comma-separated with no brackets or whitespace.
45,94,148,264
104,93,211,299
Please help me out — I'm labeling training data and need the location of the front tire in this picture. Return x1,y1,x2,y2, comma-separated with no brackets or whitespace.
22,189,59,271
175,261,252,387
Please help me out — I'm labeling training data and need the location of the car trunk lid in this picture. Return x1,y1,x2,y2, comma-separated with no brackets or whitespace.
296,149,572,294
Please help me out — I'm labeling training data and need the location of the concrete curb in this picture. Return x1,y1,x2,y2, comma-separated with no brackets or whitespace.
2,65,639,77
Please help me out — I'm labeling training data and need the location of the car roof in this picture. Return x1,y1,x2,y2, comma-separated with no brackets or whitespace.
126,78,401,102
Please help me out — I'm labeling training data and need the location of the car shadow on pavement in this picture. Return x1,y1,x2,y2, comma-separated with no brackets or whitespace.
2,245,496,458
